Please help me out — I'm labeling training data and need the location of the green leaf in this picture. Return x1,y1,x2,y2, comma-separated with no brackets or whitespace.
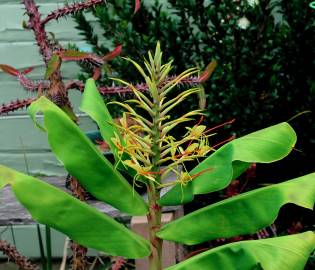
59,50,90,61
80,79,121,161
0,166,150,258
159,123,296,205
165,232,315,270
157,173,315,244
45,54,61,79
28,96,148,215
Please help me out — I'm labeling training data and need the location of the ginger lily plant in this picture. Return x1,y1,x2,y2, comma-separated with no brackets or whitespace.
0,44,315,270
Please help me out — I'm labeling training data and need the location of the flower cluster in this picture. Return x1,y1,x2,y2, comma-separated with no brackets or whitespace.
109,43,214,188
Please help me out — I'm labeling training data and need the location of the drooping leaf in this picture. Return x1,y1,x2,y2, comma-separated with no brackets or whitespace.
28,96,148,215
0,166,150,258
158,173,315,244
45,54,61,79
165,232,315,270
103,45,122,61
159,122,296,205
0,64,20,77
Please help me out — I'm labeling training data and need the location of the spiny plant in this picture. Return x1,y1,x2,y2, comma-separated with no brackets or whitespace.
0,0,201,117
0,44,315,270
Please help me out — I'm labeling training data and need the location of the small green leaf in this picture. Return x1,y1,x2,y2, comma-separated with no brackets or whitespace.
45,54,61,79
0,166,150,258
165,232,315,270
28,96,148,215
59,50,90,61
159,123,297,205
157,173,315,244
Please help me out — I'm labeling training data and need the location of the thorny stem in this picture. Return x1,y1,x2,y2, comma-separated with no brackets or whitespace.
22,2,87,268
0,240,38,270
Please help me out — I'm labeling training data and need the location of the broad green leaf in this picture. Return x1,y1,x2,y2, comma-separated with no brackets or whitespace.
157,173,315,244
165,232,315,270
159,123,296,205
0,166,150,258
28,96,148,215
80,79,121,161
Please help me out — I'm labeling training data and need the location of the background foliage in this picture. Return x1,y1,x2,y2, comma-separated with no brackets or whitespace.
73,0,315,180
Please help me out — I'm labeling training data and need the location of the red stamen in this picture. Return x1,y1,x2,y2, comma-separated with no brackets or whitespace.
212,135,236,149
196,115,204,126
205,118,235,134
190,168,213,179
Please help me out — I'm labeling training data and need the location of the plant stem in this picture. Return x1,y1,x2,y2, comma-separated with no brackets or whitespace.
36,225,47,270
147,182,163,270
45,226,52,270
147,99,163,270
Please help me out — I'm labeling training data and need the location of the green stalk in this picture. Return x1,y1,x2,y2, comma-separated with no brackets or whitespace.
45,226,52,270
147,96,163,270
36,224,47,270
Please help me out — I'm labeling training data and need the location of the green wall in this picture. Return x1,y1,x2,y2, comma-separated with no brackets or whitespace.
0,0,97,176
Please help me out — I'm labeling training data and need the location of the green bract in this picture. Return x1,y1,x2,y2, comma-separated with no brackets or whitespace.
0,44,314,269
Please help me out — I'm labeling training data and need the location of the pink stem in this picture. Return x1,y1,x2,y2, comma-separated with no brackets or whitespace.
0,98,36,114
41,0,105,26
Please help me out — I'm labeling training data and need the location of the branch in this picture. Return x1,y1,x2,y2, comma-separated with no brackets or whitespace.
0,64,49,92
0,239,38,270
0,98,36,115
23,0,53,63
66,76,202,95
42,0,105,26
17,74,49,92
